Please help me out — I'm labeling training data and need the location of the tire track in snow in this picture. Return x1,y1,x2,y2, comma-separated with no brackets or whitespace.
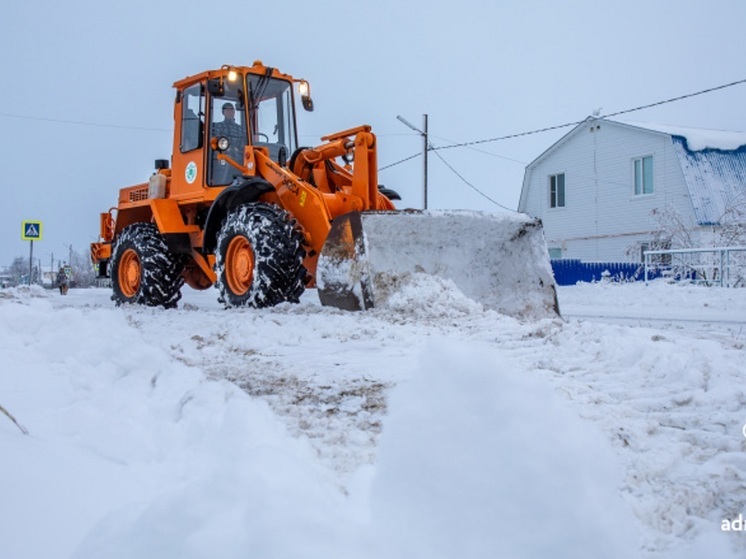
116,287,746,556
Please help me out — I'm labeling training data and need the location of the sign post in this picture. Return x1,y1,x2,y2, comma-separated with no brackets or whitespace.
21,221,43,286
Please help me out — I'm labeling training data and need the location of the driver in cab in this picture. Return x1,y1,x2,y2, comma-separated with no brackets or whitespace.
213,102,245,162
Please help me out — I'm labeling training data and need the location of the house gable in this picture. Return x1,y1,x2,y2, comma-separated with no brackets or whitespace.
519,119,691,262
519,118,746,262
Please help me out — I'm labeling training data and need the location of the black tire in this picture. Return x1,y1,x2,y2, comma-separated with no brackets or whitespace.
110,223,184,308
215,202,306,308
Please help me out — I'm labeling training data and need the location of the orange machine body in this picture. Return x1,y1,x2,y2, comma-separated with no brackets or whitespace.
91,61,395,290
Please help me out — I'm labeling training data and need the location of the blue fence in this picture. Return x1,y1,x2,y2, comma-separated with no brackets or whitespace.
550,259,653,286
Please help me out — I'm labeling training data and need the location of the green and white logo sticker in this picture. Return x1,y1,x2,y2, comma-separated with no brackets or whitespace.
185,161,198,184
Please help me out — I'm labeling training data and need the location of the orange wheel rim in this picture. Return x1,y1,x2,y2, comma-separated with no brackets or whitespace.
119,248,141,298
225,236,255,296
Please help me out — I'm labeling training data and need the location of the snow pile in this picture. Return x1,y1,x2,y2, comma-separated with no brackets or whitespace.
367,341,639,559
1,282,745,558
361,210,559,319
317,209,559,319
0,289,637,559
0,291,350,559
372,271,483,318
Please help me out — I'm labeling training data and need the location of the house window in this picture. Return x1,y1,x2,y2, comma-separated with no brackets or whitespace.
549,173,565,208
640,242,650,263
548,247,563,260
642,241,671,266
633,156,654,195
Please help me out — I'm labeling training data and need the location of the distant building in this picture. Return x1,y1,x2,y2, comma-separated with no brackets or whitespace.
518,118,746,262
41,265,58,288
0,264,60,288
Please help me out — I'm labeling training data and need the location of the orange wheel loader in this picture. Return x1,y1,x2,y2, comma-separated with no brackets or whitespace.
91,61,559,318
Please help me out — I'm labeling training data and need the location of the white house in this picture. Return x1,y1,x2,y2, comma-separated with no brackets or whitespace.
518,118,746,263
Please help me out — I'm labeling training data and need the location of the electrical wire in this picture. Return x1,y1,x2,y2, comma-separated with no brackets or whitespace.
379,151,422,171
431,134,528,164
429,148,514,211
378,76,746,209
380,136,528,171
0,111,170,132
5,76,743,212
604,77,746,119
435,76,746,152
2,76,743,142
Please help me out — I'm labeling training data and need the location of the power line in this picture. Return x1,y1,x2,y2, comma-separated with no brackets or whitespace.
435,76,746,152
429,147,514,212
604,77,746,119
379,137,527,172
380,77,746,208
379,150,422,171
435,120,582,151
0,111,170,133
430,134,528,164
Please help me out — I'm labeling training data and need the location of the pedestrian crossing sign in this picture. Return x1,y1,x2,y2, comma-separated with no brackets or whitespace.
22,221,43,241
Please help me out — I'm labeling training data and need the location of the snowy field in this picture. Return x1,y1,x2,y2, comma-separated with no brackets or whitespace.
1,280,745,558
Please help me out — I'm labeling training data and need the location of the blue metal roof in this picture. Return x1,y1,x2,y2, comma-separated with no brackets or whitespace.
671,136,746,226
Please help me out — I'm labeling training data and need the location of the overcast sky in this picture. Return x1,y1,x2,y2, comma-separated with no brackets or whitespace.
2,0,746,268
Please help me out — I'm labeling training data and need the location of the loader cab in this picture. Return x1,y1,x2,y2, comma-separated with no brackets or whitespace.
171,65,306,195
206,70,299,186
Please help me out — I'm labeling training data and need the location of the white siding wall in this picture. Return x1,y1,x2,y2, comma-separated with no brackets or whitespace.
519,121,696,262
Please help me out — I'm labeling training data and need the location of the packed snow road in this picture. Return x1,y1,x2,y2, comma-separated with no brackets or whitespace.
2,280,745,558
560,285,746,338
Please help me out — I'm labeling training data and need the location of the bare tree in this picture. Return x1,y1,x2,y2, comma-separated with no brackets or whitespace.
8,257,31,286
68,248,96,288
717,193,746,248
6,249,96,289
716,195,746,286
646,198,746,285
649,204,697,250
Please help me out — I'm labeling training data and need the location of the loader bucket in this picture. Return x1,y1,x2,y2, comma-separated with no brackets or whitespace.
317,210,560,319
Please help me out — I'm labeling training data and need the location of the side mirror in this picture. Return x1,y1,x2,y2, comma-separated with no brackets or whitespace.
298,80,314,112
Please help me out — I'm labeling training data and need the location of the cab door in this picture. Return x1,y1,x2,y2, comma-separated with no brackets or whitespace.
171,82,206,198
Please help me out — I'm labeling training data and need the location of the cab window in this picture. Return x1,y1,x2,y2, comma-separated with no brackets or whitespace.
180,83,204,153
208,79,247,186
248,75,297,165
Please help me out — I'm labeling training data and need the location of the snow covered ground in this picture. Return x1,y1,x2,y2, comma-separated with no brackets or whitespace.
1,280,745,558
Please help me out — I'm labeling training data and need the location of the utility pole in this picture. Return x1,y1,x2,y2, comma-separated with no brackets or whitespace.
422,114,428,210
396,114,429,209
